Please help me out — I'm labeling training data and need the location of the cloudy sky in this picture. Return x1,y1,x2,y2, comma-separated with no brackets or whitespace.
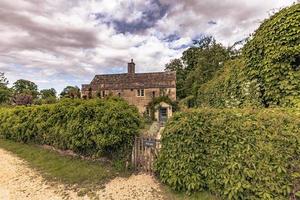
0,0,297,93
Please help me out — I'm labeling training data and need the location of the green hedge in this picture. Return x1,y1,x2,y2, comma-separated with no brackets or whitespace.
197,59,261,108
243,4,300,107
0,98,142,158
155,108,300,199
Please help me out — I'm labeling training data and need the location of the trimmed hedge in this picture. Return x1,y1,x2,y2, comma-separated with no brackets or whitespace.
155,108,300,199
0,98,142,158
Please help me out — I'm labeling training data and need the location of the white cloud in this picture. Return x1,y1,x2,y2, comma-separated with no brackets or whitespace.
0,0,297,92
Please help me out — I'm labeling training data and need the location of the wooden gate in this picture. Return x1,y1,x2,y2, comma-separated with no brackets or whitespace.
132,137,161,173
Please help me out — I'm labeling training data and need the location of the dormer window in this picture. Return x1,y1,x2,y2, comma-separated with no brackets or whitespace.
137,89,144,97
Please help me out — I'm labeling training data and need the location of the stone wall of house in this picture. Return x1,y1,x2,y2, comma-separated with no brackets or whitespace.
81,61,176,114
82,87,176,113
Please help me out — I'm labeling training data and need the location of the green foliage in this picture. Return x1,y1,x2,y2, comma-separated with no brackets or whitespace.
0,139,122,187
38,88,57,105
0,87,11,105
165,36,231,100
155,108,300,199
12,79,39,99
182,37,230,98
0,72,12,104
40,88,57,99
60,86,81,99
0,98,142,159
147,96,178,120
243,4,300,107
197,59,261,108
0,72,8,88
165,59,187,99
34,96,57,105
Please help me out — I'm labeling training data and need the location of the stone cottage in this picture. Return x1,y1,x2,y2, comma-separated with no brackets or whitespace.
81,60,176,122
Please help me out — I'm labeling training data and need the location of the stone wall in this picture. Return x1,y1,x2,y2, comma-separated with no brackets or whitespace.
82,87,176,113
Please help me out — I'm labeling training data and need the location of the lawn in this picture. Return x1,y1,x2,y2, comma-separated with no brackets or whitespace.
0,139,124,187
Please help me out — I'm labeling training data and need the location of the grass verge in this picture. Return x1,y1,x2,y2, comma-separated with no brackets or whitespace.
164,191,217,200
160,184,218,200
0,138,217,199
0,139,126,189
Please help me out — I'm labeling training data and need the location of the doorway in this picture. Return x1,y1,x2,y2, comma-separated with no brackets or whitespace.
159,107,168,123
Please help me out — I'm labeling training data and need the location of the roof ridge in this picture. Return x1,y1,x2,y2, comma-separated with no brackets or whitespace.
94,71,174,77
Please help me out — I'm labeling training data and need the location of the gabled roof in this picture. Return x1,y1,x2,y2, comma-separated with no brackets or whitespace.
82,71,176,91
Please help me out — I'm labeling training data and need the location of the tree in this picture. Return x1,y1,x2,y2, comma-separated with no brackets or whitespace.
0,72,11,104
37,88,57,104
40,88,56,99
12,79,39,99
60,86,81,99
182,36,231,97
0,72,8,88
165,59,187,99
164,36,231,102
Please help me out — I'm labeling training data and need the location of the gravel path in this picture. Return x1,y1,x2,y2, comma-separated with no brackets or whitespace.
0,148,164,200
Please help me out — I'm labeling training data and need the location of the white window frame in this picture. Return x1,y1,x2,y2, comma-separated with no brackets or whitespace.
137,89,144,97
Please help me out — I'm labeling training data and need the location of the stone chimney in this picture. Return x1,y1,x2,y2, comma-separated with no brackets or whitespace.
128,59,135,74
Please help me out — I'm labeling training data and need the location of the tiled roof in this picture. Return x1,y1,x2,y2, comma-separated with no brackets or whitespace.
82,71,176,91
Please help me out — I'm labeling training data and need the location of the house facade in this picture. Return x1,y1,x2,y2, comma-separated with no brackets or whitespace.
81,60,176,121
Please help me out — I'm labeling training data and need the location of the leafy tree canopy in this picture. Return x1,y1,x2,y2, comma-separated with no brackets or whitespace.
60,86,81,99
182,36,231,97
40,88,57,99
165,59,186,99
165,36,232,101
12,79,39,98
0,73,11,104
0,72,8,88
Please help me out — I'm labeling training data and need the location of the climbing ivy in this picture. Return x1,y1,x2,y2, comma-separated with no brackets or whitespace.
146,96,178,120
243,3,300,107
197,59,261,108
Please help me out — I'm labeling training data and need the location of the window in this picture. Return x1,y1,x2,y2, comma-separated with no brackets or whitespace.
152,91,155,98
137,89,144,97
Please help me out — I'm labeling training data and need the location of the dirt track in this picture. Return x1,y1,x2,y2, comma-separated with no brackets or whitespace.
0,148,164,200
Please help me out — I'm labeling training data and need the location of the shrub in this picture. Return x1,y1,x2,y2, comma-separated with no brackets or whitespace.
243,4,300,107
0,98,142,159
155,108,300,199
